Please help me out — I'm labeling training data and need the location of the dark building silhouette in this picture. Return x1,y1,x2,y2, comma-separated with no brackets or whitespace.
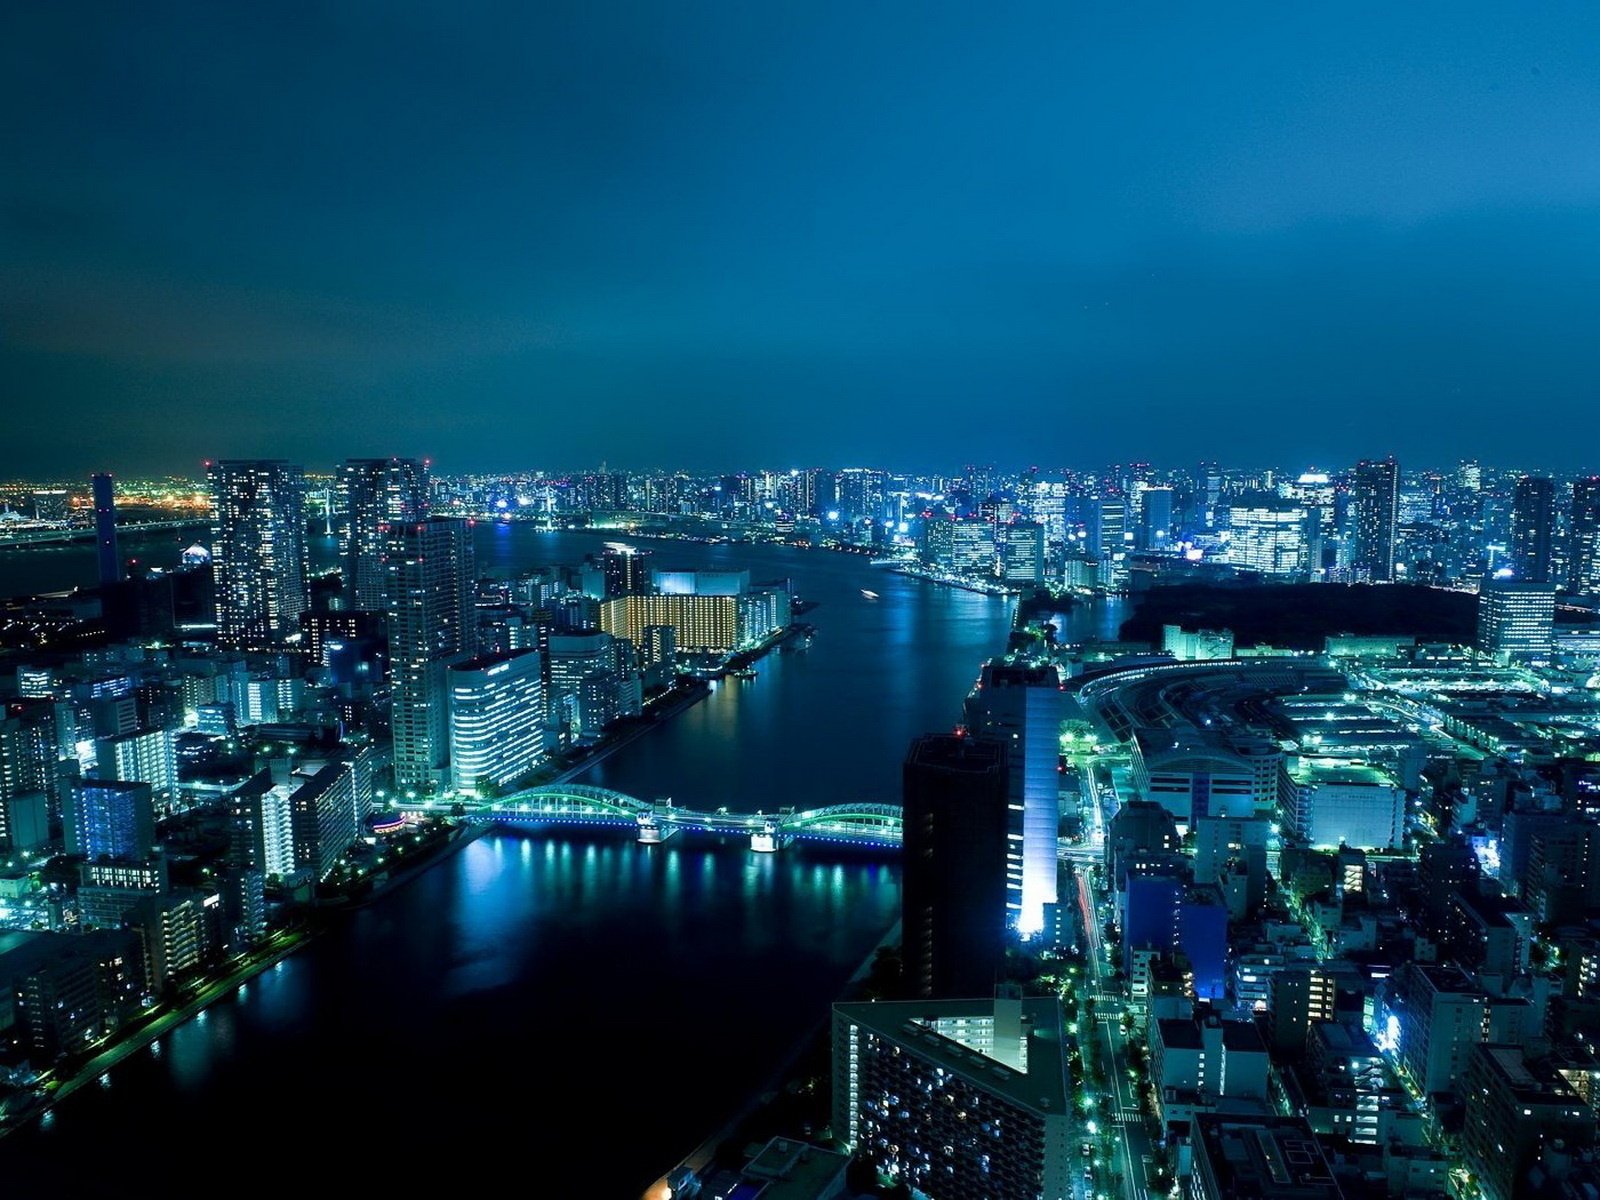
92,472,120,586
1510,475,1554,583
339,457,429,613
1572,478,1600,596
600,544,653,598
901,732,1008,999
1352,456,1399,582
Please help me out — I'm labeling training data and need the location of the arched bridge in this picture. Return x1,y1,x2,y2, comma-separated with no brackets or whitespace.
451,783,902,850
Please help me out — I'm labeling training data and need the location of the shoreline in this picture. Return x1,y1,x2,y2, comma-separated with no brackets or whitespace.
640,917,903,1198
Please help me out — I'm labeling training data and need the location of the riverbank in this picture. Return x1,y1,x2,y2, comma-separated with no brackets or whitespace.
0,925,316,1137
885,563,1021,596
641,917,904,1198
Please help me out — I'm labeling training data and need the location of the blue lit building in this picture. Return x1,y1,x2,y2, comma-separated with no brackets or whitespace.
64,779,155,862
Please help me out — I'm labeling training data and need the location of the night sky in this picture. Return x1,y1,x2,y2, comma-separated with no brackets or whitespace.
5,3,1600,477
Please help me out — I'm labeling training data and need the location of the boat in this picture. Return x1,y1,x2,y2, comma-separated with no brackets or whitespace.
861,589,879,600
732,668,758,680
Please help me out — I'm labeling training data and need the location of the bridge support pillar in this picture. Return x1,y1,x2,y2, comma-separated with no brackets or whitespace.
638,818,678,845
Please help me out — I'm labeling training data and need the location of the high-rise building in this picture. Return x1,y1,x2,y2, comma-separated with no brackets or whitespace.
1393,962,1487,1097
229,778,296,879
338,457,429,612
285,758,360,881
962,662,1062,935
1509,476,1555,583
1462,1044,1595,1200
1287,760,1405,850
1352,456,1399,581
832,994,1071,1200
448,649,546,794
385,517,476,791
598,594,740,656
64,779,155,862
998,521,1045,584
91,472,120,586
96,727,179,800
901,733,1009,999
209,460,308,648
1226,498,1311,575
1140,486,1174,549
599,544,653,597
1476,578,1556,661
1570,478,1600,595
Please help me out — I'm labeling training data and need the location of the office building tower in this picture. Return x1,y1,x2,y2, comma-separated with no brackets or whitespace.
998,521,1045,584
1140,486,1174,549
339,457,429,612
599,544,653,597
448,649,546,794
1227,498,1312,575
948,519,997,575
901,733,1009,999
209,460,308,648
1572,478,1600,595
1352,456,1399,581
1189,1115,1342,1200
129,889,220,990
1476,578,1556,661
386,517,476,791
91,472,120,586
1509,475,1554,583
1462,1044,1595,1200
0,713,56,851
962,662,1062,935
832,994,1071,1200
64,779,155,862
1151,1010,1270,1124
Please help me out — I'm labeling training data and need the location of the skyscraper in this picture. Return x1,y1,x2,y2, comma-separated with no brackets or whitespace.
1509,475,1554,583
385,517,476,791
91,472,120,586
599,543,653,598
339,457,429,612
209,460,308,649
1571,478,1600,595
1352,456,1399,581
901,733,1009,999
962,662,1062,935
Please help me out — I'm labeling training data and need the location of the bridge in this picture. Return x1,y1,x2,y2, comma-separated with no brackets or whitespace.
419,783,903,851
0,517,206,550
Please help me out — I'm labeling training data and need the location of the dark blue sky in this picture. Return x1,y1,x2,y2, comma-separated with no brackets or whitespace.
5,2,1599,477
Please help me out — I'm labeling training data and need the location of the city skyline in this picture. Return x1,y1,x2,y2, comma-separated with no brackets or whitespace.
8,5,1600,476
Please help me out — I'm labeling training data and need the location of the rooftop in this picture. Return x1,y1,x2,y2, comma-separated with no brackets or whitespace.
1193,1114,1343,1199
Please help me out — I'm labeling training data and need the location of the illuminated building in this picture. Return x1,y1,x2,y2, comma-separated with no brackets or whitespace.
1161,624,1234,660
1462,1044,1595,1200
1351,456,1399,581
1475,577,1555,661
229,778,296,879
599,594,740,656
901,733,1008,1000
948,519,996,575
208,459,308,648
1226,498,1311,575
1572,478,1600,595
920,512,955,568
998,520,1044,583
385,517,476,791
831,994,1071,1200
284,756,361,881
339,457,429,612
1287,759,1404,850
448,648,545,793
64,779,155,862
1509,475,1554,583
1,930,144,1060
1270,964,1340,1053
547,632,616,704
97,726,178,800
650,567,749,595
1131,727,1263,825
92,472,120,586
1151,1009,1269,1125
0,714,55,851
129,888,220,989
962,662,1061,934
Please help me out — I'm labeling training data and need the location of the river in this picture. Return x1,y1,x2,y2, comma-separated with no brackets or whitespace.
0,528,1124,1191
